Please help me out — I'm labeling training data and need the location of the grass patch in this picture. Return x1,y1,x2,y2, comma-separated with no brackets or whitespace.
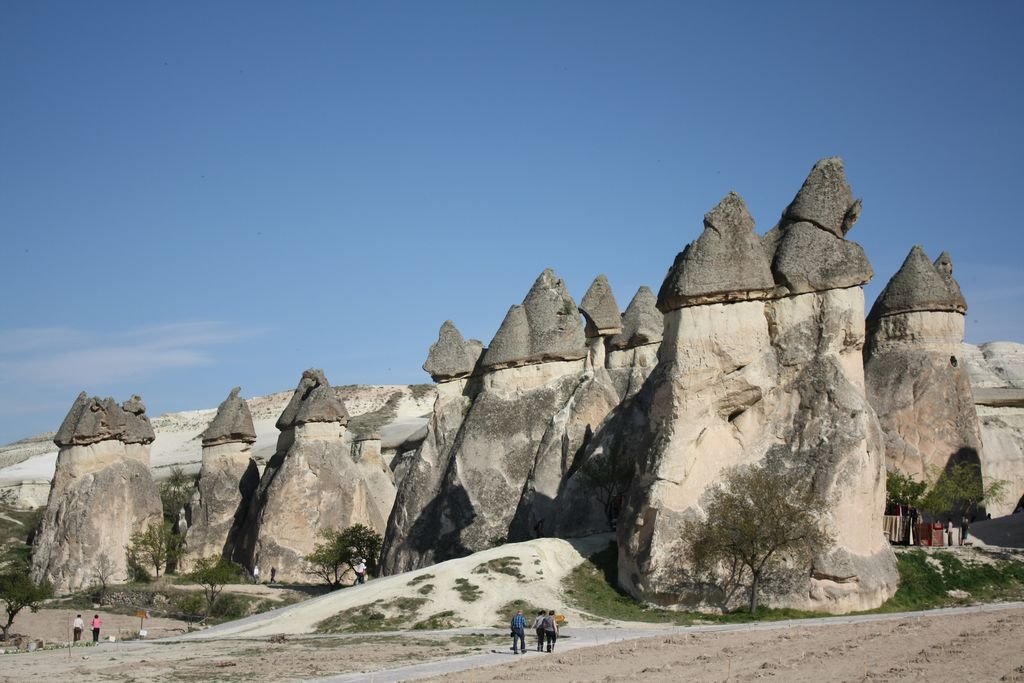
315,596,429,633
409,384,435,401
453,578,482,602
873,549,1024,613
417,583,435,595
411,610,464,630
473,556,525,580
406,573,434,586
347,392,403,439
562,542,824,625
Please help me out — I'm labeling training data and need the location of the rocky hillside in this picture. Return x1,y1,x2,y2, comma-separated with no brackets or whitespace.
0,384,436,509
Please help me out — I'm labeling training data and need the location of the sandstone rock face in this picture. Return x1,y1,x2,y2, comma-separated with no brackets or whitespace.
238,370,393,581
183,388,260,569
618,158,897,613
31,395,163,593
606,286,664,400
422,321,484,381
962,341,1024,517
865,247,984,488
383,270,619,574
382,378,479,573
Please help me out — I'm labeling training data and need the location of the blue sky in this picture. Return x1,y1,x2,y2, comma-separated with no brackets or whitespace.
2,1,1022,445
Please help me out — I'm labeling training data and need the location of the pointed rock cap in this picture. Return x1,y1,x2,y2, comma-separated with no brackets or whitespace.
276,368,350,430
579,275,622,337
933,251,968,313
482,269,587,369
657,192,774,312
767,221,873,295
868,245,967,320
783,157,862,237
422,321,484,381
53,392,154,447
202,387,257,446
609,286,664,350
120,395,156,444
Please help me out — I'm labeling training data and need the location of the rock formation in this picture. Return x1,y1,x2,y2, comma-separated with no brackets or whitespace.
617,161,897,613
183,387,260,569
961,341,1024,516
383,270,621,573
865,246,985,487
606,286,663,400
237,369,395,581
31,393,163,592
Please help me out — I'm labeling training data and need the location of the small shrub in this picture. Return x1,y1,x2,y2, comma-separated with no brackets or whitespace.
406,573,434,586
453,578,482,602
412,610,462,630
473,557,524,580
417,584,434,595
210,593,248,619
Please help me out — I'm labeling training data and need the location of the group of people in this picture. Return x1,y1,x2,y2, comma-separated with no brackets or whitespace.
71,614,102,644
509,609,559,655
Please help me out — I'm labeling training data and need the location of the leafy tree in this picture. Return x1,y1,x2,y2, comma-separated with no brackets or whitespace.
886,469,928,509
304,524,383,588
919,462,1008,521
186,556,242,619
576,435,632,528
90,553,117,602
0,572,53,641
681,462,833,614
173,592,206,628
127,521,184,579
159,466,195,523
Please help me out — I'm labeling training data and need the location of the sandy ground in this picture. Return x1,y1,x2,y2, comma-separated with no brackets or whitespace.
3,605,1023,682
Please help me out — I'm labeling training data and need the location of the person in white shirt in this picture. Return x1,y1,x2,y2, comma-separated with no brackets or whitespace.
354,559,367,585
73,614,84,643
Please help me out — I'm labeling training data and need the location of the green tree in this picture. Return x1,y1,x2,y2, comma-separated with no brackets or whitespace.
127,521,184,579
159,466,195,523
886,469,928,509
0,572,53,641
186,556,242,619
919,462,1008,521
304,524,383,588
681,462,833,614
173,592,206,629
576,437,632,529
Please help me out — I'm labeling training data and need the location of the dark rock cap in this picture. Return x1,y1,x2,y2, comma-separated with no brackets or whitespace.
422,320,484,381
768,221,873,295
202,387,257,446
53,392,155,447
482,269,587,369
609,286,664,350
933,251,968,313
657,192,775,312
783,157,862,238
276,369,350,430
868,245,967,320
579,275,622,337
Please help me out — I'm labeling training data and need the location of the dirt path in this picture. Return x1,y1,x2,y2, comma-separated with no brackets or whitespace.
3,603,1023,682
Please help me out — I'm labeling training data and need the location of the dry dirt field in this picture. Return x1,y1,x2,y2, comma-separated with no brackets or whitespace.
2,605,1023,682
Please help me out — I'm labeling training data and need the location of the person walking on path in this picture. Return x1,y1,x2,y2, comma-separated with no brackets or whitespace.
542,610,558,652
270,566,277,583
510,609,527,654
253,565,260,584
532,609,546,651
73,614,84,643
91,614,102,643
353,558,367,585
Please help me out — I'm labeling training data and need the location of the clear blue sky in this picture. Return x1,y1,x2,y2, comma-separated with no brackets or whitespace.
2,1,1022,445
